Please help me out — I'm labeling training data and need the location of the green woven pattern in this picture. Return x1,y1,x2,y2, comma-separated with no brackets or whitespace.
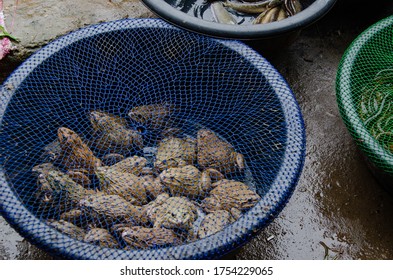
337,15,393,175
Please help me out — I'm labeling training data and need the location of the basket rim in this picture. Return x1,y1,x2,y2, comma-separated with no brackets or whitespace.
336,15,393,174
0,18,305,259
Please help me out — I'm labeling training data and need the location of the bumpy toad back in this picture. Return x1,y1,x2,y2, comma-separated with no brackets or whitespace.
150,196,198,232
201,179,260,212
37,170,96,214
57,127,102,174
128,103,174,130
96,166,148,205
79,194,148,226
47,220,86,241
89,111,143,154
197,129,245,174
197,210,236,239
84,228,119,248
155,137,197,172
121,226,181,249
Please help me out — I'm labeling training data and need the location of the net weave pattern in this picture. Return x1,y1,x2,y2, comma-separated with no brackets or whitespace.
0,19,305,259
337,16,393,182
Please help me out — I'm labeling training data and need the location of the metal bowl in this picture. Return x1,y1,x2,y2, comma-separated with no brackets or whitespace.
0,19,305,259
141,0,337,40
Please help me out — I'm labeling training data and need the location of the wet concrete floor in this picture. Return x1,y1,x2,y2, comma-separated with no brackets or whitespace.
1,0,393,260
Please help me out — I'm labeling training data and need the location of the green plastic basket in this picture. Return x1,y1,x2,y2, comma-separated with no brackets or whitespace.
336,15,393,194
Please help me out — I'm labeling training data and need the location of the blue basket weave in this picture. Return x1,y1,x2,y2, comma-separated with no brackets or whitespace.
0,19,305,259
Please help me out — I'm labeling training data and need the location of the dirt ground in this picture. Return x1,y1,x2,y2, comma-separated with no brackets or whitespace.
1,0,393,260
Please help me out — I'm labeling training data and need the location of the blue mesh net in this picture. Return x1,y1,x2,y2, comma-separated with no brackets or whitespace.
0,18,305,259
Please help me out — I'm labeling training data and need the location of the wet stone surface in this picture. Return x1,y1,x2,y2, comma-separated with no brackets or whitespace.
1,0,393,259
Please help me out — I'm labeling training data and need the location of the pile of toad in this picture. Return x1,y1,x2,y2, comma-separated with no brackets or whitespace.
32,104,261,249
